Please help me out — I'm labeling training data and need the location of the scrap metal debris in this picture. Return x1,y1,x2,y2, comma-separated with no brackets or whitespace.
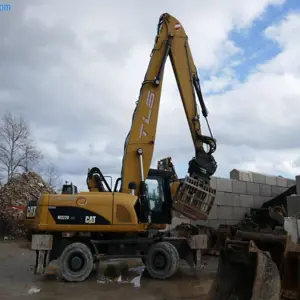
27,287,41,295
0,172,54,238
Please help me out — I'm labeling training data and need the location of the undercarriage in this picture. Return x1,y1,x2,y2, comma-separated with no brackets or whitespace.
31,225,207,282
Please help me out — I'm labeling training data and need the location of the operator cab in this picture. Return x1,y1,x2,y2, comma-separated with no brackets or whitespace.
114,169,174,225
144,169,173,224
62,182,78,194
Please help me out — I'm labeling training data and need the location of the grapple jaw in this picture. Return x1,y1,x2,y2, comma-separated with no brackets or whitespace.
206,240,281,300
173,175,216,221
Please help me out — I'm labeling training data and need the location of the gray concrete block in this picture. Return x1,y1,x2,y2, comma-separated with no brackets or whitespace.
296,175,300,194
265,175,277,186
226,220,239,226
225,193,240,207
216,177,232,192
246,182,260,196
172,210,181,218
233,207,250,220
214,192,239,206
229,169,239,180
287,179,296,187
207,220,226,229
208,205,217,219
259,183,271,197
214,191,225,205
232,207,250,221
276,177,287,187
216,206,234,220
230,169,253,182
287,195,300,216
239,194,254,208
252,172,266,184
179,215,192,222
195,220,209,226
232,180,247,194
210,176,217,189
253,196,272,208
271,185,286,197
171,217,190,227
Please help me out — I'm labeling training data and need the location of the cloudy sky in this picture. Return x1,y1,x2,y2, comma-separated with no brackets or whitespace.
1,0,300,190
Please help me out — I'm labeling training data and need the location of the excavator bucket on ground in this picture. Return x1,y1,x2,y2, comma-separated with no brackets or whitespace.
206,239,281,300
234,230,300,300
280,237,300,299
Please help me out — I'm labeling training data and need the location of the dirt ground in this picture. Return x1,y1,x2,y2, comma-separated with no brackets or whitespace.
0,240,218,300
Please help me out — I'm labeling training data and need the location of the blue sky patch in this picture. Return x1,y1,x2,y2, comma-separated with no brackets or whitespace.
201,0,299,89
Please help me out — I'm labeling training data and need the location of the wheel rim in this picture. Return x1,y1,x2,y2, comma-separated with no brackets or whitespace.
68,252,85,272
152,252,167,270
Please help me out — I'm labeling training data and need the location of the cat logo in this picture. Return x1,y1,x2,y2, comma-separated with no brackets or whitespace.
85,216,96,224
26,206,36,218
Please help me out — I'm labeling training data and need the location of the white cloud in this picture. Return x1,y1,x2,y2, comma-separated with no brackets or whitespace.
205,11,300,179
3,0,300,191
262,13,300,75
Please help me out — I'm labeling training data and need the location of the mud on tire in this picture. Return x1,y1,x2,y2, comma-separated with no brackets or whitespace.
145,241,179,279
58,242,94,282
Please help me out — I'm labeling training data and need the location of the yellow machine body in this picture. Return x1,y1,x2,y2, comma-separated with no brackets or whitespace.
33,192,150,232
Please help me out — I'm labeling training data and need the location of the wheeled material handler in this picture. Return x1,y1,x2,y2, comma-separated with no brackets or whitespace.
29,12,217,282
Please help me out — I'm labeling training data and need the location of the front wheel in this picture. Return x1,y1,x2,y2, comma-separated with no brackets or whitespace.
58,242,94,282
145,241,179,279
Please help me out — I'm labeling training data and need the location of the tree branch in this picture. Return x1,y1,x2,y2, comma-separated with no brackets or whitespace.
0,112,42,182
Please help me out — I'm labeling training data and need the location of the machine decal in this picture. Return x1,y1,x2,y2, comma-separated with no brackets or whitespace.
26,200,37,219
57,215,69,220
174,23,181,31
139,90,155,139
85,216,96,224
76,196,87,206
48,206,110,225
26,205,36,218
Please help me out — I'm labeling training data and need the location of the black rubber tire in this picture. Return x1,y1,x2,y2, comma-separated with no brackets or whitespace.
145,241,179,279
26,230,33,242
58,242,94,282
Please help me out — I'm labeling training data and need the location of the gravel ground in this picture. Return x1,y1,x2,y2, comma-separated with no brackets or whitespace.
0,240,218,300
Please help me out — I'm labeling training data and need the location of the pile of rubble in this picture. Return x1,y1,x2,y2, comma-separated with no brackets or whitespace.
0,172,54,238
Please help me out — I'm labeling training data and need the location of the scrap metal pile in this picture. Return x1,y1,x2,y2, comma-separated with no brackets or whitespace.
0,172,54,238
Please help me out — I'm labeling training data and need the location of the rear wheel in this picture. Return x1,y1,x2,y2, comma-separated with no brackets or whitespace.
59,242,94,282
145,241,179,279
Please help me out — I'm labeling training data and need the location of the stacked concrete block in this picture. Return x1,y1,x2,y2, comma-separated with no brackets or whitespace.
287,195,300,217
230,169,253,182
286,176,300,216
230,169,295,187
296,175,300,194
172,169,295,229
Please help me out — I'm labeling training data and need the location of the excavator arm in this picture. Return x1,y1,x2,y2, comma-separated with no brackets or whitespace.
121,13,217,196
86,167,111,193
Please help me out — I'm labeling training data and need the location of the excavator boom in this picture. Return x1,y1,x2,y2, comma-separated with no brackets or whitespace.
121,13,217,196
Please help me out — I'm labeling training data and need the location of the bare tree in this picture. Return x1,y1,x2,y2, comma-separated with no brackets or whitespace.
0,112,42,182
20,140,43,172
41,162,62,190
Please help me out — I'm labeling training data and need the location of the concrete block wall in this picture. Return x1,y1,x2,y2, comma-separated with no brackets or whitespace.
172,169,296,229
286,175,300,216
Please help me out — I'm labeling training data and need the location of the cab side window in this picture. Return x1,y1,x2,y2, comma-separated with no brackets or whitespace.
145,178,164,213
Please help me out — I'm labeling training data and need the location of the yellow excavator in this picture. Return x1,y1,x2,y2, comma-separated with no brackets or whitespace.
28,13,281,299
30,12,217,282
